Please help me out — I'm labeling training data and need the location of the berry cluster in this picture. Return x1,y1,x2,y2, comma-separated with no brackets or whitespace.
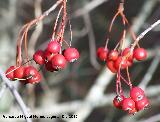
6,66,41,84
97,1,150,114
113,87,149,114
5,0,80,84
97,47,147,73
33,40,79,72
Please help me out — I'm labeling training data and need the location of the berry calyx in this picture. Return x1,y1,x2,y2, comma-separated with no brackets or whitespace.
5,66,16,80
133,48,147,61
52,54,67,69
64,48,80,62
47,40,61,54
130,87,145,102
33,50,45,65
97,47,108,61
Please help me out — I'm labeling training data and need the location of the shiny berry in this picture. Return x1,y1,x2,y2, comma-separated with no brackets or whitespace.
33,50,45,65
64,48,80,62
122,48,133,61
5,66,15,80
113,95,125,109
133,48,147,61
130,87,145,102
24,66,41,84
128,107,137,115
114,56,128,69
52,54,67,69
45,61,58,72
122,98,135,111
97,47,108,61
106,60,117,73
14,66,25,79
108,50,119,61
44,50,54,62
47,40,61,54
136,97,149,111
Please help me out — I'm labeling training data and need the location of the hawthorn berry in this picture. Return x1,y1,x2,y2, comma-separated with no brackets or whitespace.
114,56,128,69
52,54,67,69
108,50,119,61
45,61,58,72
122,48,133,61
133,48,147,61
106,60,117,73
122,98,135,111
5,66,16,80
136,97,149,111
47,40,61,54
128,107,137,115
44,50,54,62
130,87,145,102
64,48,80,62
97,47,108,61
24,66,41,84
14,66,25,79
33,50,45,65
113,95,125,109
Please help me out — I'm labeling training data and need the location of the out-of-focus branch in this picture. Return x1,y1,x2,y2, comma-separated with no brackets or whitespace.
138,114,160,122
83,13,101,70
28,0,43,56
139,48,160,90
0,69,32,122
0,83,6,100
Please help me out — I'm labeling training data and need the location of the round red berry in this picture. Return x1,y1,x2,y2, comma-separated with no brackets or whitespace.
113,95,125,109
133,48,147,61
52,54,67,69
122,48,133,61
44,50,54,62
97,47,108,61
45,61,58,72
64,48,80,62
14,66,25,79
47,40,61,54
106,60,117,73
136,97,149,111
114,56,128,69
33,50,45,65
24,66,41,84
5,66,16,80
128,107,137,115
130,87,145,102
122,98,135,111
108,50,119,61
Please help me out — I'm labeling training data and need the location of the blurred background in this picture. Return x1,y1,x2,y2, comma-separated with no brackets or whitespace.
0,0,160,122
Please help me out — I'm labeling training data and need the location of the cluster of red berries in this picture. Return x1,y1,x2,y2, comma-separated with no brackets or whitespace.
5,39,80,84
97,47,147,73
113,87,149,114
5,66,41,84
33,39,80,72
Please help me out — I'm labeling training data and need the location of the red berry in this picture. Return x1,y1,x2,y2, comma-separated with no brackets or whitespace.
5,66,15,80
108,50,119,61
113,95,125,109
97,47,108,61
45,61,58,72
136,97,149,111
128,107,137,115
14,66,24,79
33,50,45,65
24,66,41,84
106,60,117,73
44,50,54,62
122,48,133,61
47,40,61,54
114,56,128,69
133,48,147,61
52,54,67,69
122,98,135,111
126,60,133,67
64,48,80,62
130,87,145,102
